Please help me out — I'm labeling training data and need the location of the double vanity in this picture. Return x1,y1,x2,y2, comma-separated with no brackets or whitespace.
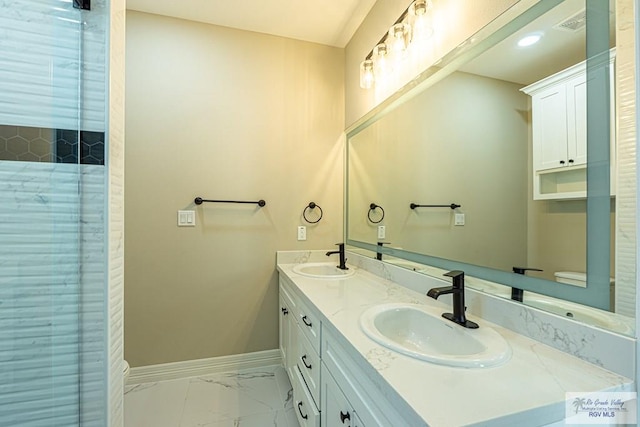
277,250,633,427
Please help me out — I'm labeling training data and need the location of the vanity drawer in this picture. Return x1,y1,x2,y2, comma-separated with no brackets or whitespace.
280,280,296,311
296,298,321,353
292,365,320,427
296,330,320,408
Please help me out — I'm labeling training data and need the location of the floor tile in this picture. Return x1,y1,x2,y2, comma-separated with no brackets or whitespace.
178,366,285,426
273,365,294,412
124,379,191,427
124,365,300,427
187,410,291,427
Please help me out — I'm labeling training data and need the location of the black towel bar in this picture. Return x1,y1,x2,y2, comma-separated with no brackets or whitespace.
195,197,266,207
410,203,460,210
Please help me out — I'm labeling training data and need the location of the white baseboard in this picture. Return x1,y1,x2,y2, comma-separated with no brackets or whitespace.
127,349,282,384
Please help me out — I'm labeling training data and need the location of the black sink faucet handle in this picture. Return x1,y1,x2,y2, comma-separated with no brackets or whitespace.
512,267,543,275
443,270,465,288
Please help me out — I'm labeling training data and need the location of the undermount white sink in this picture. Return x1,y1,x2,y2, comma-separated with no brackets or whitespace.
292,262,355,279
360,303,511,368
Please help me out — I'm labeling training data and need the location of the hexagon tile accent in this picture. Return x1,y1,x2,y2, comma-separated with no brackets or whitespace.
0,125,104,165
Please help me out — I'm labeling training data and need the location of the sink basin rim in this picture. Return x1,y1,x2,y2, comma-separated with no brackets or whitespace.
292,262,356,279
359,303,511,368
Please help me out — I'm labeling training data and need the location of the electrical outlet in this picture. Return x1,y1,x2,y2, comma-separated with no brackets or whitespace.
377,225,386,239
297,226,307,241
454,213,465,226
177,210,195,227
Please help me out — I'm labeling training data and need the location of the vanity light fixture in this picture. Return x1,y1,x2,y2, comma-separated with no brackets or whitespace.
359,0,434,89
517,33,543,47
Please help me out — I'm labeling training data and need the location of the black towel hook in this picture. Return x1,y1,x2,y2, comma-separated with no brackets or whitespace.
368,203,385,224
303,202,323,224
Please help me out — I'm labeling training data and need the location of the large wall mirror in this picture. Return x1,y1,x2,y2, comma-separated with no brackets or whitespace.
346,0,634,335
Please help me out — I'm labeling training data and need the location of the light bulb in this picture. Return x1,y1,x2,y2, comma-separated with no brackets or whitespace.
359,59,374,89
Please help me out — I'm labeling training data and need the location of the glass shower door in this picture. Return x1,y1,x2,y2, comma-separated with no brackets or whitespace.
0,1,104,425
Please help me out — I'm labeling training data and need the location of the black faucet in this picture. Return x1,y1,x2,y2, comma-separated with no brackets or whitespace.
427,270,478,329
326,243,348,270
511,267,543,302
376,242,390,260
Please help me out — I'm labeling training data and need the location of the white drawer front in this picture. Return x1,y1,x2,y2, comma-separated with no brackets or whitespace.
280,280,296,311
297,299,321,353
297,331,321,408
292,366,320,427
321,365,355,427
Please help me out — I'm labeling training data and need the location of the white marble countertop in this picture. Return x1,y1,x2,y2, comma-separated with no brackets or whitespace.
277,261,634,427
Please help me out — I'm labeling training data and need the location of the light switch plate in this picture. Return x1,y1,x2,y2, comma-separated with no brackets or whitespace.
297,226,307,241
377,225,386,239
454,213,465,226
178,210,195,227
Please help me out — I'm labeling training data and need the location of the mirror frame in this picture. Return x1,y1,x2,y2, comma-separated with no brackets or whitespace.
345,0,614,311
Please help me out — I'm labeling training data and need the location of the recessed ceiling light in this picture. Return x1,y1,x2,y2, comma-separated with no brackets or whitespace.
517,33,542,47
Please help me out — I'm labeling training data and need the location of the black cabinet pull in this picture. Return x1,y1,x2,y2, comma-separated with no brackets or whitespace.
281,307,288,315
301,355,312,369
302,316,312,327
340,411,351,423
568,159,574,164
560,160,566,165
298,402,308,420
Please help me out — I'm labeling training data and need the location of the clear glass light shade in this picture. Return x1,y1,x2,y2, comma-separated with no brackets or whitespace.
388,23,410,53
360,59,374,89
409,0,433,43
372,43,389,77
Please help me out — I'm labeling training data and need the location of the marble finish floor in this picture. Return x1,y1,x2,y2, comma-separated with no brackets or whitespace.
124,365,299,427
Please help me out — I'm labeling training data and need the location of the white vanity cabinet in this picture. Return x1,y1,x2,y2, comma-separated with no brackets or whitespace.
280,276,322,424
279,275,412,427
522,49,616,200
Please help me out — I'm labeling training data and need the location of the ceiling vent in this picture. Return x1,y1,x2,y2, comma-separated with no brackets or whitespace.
554,9,586,32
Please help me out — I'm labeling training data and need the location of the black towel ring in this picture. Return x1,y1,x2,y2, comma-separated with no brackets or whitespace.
368,203,385,224
303,202,323,224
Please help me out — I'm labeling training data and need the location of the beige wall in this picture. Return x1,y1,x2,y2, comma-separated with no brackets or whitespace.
344,0,522,127
124,11,345,366
348,71,529,271
527,199,616,282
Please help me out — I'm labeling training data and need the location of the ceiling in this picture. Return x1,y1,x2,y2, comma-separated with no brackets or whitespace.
126,0,378,48
462,0,616,85
126,0,615,84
